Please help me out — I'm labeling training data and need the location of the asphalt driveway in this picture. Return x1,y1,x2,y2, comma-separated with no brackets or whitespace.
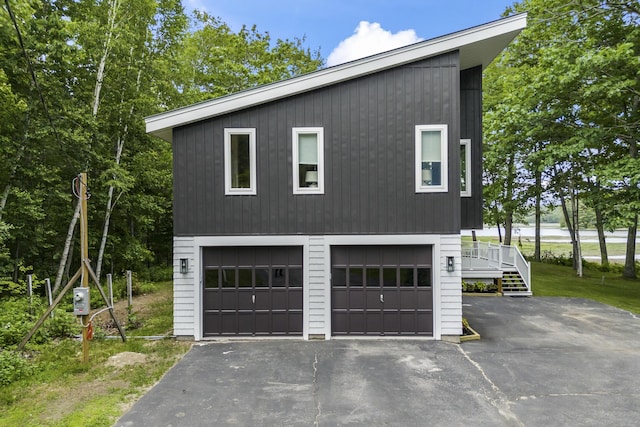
115,297,640,426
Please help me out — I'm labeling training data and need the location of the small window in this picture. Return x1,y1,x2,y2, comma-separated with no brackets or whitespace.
415,125,448,193
292,127,324,194
461,139,471,197
224,128,256,195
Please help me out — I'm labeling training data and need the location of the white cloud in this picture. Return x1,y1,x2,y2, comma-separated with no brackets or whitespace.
326,21,423,67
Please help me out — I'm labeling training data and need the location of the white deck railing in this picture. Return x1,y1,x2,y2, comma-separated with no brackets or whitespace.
462,241,531,292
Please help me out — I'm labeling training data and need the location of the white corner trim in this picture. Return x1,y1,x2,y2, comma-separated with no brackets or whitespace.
461,139,472,197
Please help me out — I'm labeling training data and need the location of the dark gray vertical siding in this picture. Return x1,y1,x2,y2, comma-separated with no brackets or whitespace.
173,51,463,236
460,66,483,229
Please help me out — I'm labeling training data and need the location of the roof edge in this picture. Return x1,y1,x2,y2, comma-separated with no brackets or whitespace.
147,13,526,142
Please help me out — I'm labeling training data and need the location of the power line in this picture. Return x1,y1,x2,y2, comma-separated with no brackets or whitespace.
4,0,62,146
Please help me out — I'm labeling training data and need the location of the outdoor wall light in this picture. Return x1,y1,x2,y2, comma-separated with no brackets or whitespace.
180,258,189,274
446,256,455,272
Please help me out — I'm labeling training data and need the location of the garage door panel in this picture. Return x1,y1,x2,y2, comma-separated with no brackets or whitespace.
288,289,303,310
254,312,271,333
383,311,400,333
383,291,400,308
236,312,254,333
348,311,365,334
237,292,254,310
399,291,418,309
202,246,303,336
332,289,348,309
348,290,365,309
203,291,219,309
417,311,433,333
220,291,236,307
269,312,286,332
221,314,238,334
332,311,352,334
366,312,382,334
416,290,433,307
289,316,302,333
203,313,221,336
254,290,272,310
399,312,417,331
366,290,381,309
331,245,433,336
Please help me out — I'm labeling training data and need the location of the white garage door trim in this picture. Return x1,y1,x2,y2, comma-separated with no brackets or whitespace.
324,235,449,340
193,236,310,340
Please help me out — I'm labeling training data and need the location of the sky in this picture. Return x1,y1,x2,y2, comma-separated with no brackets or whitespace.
184,0,518,66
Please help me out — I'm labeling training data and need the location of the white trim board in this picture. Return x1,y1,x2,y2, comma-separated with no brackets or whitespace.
146,14,526,142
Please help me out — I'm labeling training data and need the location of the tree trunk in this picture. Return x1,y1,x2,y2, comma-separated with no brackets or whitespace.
504,211,513,246
53,199,81,295
92,0,119,117
0,184,10,222
496,219,502,243
623,214,638,279
572,188,582,277
95,54,142,281
534,169,542,261
503,152,515,246
0,130,28,222
594,204,609,267
560,195,577,269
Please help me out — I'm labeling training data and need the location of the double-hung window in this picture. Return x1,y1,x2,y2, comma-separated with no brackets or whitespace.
415,124,448,193
224,128,256,195
460,139,471,197
292,127,324,194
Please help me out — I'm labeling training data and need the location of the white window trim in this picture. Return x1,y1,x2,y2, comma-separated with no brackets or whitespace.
461,139,472,197
224,128,257,195
415,124,448,193
292,127,324,195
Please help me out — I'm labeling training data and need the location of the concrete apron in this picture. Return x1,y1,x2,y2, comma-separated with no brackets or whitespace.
115,297,640,427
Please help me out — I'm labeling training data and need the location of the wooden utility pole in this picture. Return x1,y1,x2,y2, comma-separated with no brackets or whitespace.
79,172,90,363
17,173,126,354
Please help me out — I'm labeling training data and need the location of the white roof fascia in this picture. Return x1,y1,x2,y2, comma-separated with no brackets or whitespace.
146,13,526,142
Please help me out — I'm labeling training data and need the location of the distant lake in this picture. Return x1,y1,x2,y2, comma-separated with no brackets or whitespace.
462,224,640,261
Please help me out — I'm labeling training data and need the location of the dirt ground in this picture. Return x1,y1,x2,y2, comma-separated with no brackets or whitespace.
90,286,171,335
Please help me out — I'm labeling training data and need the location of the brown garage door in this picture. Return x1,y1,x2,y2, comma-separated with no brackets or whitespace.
202,246,303,336
331,245,433,336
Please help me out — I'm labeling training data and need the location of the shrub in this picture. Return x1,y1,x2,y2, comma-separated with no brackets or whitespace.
139,265,173,282
0,298,79,347
0,349,35,386
111,272,158,301
539,251,574,266
462,281,499,293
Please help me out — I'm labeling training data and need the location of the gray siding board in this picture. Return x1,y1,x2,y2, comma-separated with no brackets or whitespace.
173,51,465,236
460,66,483,229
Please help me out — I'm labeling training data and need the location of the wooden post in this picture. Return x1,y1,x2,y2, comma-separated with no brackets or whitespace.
107,273,113,307
79,173,90,364
45,278,53,318
27,274,33,314
126,270,132,309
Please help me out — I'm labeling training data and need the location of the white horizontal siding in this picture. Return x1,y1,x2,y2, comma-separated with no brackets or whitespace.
173,237,195,338
307,236,327,337
439,234,462,336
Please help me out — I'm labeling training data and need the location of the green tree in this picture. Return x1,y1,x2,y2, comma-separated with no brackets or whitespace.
485,0,640,277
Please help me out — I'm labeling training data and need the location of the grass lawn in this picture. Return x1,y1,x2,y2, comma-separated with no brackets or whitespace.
532,262,640,314
0,280,192,427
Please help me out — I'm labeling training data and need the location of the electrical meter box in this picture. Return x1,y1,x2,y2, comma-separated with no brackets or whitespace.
73,287,90,316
